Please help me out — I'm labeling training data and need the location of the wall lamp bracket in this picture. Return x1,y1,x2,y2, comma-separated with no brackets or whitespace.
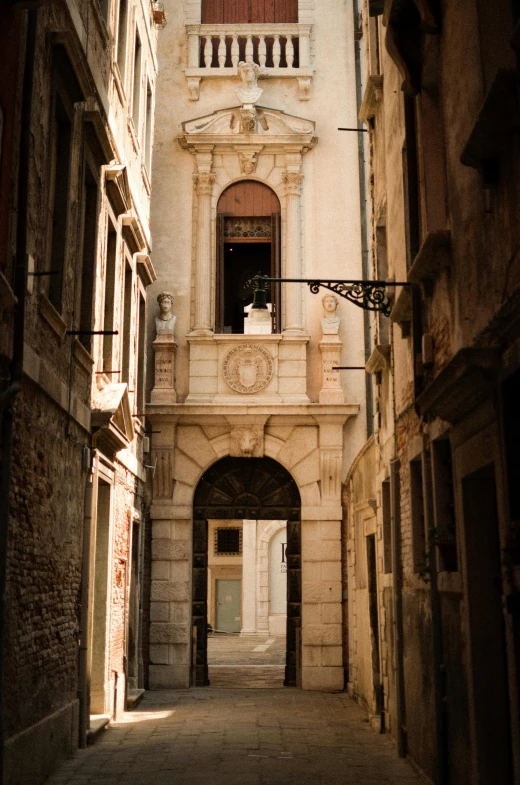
253,276,412,317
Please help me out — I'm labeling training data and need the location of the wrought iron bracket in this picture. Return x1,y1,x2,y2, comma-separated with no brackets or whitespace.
253,276,412,317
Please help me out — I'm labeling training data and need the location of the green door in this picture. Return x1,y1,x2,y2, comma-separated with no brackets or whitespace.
216,580,241,633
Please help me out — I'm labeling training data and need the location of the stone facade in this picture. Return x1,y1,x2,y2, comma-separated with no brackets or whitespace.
346,1,520,783
146,0,368,693
0,2,158,783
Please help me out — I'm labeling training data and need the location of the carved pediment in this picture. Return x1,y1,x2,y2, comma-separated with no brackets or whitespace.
91,383,134,456
179,105,317,150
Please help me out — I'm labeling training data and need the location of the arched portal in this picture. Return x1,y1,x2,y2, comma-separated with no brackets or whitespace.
192,456,301,687
216,181,281,334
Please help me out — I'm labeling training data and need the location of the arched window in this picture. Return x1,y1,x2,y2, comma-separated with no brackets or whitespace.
216,181,281,334
202,0,298,24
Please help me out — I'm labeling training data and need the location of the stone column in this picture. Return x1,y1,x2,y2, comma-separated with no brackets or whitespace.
193,153,215,334
282,168,305,333
241,519,257,635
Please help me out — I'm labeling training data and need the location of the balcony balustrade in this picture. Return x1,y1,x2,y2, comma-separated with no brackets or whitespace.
185,23,313,101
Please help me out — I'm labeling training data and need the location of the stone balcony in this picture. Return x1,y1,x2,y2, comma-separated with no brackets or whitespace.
185,23,313,100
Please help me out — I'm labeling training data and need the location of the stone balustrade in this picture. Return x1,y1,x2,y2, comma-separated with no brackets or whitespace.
185,24,313,100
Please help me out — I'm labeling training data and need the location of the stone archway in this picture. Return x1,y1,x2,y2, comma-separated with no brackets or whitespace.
192,456,301,687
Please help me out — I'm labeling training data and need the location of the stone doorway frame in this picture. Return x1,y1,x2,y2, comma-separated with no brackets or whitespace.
192,456,301,687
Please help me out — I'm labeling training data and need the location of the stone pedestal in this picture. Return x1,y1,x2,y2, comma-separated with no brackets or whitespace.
319,337,344,404
151,336,177,403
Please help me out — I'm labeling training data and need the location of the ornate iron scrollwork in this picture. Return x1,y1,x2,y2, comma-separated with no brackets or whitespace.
250,275,397,316
307,280,392,316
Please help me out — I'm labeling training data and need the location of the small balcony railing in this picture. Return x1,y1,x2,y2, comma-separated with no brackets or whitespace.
185,23,313,100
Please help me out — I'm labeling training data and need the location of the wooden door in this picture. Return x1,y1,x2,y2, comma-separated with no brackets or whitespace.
202,0,298,23
216,213,226,333
216,580,241,633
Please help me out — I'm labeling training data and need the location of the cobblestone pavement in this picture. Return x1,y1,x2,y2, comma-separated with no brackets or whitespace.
208,633,286,688
46,689,428,785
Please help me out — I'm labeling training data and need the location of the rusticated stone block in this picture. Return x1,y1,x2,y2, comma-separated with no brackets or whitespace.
150,623,189,644
151,580,189,602
303,624,341,646
152,538,189,561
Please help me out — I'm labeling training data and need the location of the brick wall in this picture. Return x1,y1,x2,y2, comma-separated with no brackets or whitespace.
5,379,87,739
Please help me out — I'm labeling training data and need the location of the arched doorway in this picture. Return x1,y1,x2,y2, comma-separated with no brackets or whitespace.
216,181,281,334
192,456,301,686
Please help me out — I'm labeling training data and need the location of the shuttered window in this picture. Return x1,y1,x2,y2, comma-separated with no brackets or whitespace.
201,0,298,24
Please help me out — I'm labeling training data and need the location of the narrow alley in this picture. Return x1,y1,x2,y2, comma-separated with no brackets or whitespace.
45,688,425,785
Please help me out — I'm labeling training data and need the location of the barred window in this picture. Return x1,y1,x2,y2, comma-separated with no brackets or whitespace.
215,528,242,555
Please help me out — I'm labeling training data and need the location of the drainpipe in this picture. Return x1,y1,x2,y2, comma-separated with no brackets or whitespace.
0,8,37,784
390,457,407,757
352,0,374,437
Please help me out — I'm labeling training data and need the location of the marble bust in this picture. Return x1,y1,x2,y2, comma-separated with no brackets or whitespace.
321,293,341,335
236,61,263,106
156,292,176,337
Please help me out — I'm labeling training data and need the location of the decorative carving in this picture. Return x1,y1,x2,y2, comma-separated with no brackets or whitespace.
319,305,345,403
282,171,304,196
194,456,300,518
321,293,340,335
238,151,258,174
155,291,176,336
223,343,273,394
187,76,201,101
193,171,216,195
236,61,263,106
298,77,312,101
224,216,271,239
152,450,174,498
230,427,264,458
320,450,342,499
180,107,314,139
239,106,257,133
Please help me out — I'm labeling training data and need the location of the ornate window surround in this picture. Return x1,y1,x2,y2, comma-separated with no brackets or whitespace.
178,106,317,336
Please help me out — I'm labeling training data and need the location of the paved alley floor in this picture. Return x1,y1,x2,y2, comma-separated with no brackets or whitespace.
208,633,286,688
46,689,428,785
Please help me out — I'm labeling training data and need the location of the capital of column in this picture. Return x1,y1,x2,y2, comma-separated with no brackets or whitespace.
282,170,304,196
193,171,216,195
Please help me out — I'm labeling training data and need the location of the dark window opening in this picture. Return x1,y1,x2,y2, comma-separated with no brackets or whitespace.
117,0,129,78
103,223,117,371
410,456,426,573
132,32,142,130
403,95,421,268
432,437,457,572
382,479,392,574
78,166,99,352
48,93,72,313
216,181,281,334
215,527,242,555
137,294,146,417
122,262,132,385
222,241,271,334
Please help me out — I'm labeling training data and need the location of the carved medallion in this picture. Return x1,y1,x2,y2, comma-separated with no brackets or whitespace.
223,344,273,394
